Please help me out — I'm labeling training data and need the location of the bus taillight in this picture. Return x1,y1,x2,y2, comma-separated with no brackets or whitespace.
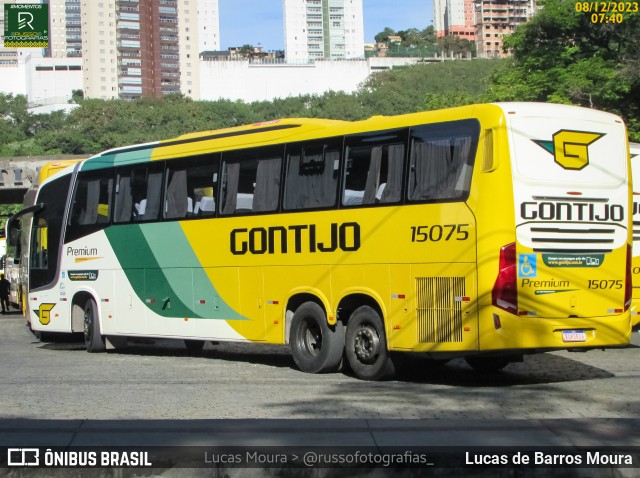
492,242,518,315
625,244,632,311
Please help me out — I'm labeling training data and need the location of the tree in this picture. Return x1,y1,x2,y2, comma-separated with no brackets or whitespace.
487,0,640,140
374,27,396,44
436,35,475,58
71,89,84,103
237,44,255,59
359,60,501,115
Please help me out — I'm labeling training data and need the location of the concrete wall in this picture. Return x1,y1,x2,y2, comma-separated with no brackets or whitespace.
200,58,420,102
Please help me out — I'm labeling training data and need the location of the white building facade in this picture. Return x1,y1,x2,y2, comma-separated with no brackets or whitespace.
283,0,364,62
198,0,220,52
200,57,420,102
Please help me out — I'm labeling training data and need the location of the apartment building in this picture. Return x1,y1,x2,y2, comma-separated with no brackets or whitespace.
434,0,476,40
45,0,217,100
283,0,364,62
475,0,536,58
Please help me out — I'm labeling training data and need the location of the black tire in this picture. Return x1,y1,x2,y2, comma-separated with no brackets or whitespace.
345,306,395,381
290,302,345,374
83,298,105,353
184,339,205,352
465,355,511,372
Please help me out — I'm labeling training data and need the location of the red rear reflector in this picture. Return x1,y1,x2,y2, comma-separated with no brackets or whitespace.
492,243,518,315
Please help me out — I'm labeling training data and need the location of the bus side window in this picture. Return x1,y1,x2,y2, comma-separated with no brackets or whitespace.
220,147,282,215
165,169,189,219
408,120,479,202
283,140,341,211
69,174,113,226
128,163,163,222
114,171,133,223
31,217,48,270
342,140,405,207
165,154,219,219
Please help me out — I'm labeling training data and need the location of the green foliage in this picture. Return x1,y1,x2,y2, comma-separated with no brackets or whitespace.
374,27,397,44
0,204,21,232
1,9,638,157
360,60,501,115
486,0,640,139
71,89,84,103
0,59,501,157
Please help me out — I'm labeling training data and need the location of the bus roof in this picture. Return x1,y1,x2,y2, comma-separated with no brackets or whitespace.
39,159,84,185
79,103,624,172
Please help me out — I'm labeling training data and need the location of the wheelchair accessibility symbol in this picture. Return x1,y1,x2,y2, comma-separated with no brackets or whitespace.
518,254,537,278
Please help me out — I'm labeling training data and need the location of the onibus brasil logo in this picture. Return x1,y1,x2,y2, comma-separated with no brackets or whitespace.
533,130,605,170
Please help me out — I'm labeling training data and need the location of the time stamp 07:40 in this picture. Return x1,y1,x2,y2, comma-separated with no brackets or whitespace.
575,1,638,23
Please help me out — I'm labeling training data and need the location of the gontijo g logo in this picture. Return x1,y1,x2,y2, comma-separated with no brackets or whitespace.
533,130,605,170
3,4,49,48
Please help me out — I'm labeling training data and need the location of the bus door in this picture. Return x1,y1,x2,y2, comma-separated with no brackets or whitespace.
28,173,73,330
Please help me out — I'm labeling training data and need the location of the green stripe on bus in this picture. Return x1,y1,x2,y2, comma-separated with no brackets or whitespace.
140,223,245,321
105,224,194,318
106,223,246,321
83,147,158,171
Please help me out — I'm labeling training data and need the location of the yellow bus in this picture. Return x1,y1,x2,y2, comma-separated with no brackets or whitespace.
630,142,640,326
5,159,83,317
6,103,632,380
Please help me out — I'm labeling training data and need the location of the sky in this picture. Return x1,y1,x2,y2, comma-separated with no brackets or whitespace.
218,0,433,51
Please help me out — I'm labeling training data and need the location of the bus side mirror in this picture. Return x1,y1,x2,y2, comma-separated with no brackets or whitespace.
6,216,20,248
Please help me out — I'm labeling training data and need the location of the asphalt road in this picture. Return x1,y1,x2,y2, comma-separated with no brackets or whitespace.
1,313,639,421
2,314,640,477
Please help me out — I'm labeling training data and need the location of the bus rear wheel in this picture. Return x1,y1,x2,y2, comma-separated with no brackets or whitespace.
83,298,105,353
345,306,394,381
290,302,344,374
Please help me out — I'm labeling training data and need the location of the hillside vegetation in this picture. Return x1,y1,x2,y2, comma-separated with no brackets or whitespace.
0,59,501,157
0,0,638,157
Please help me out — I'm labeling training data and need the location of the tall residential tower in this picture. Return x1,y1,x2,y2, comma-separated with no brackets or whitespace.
283,0,364,62
474,0,537,58
45,0,219,100
433,0,476,40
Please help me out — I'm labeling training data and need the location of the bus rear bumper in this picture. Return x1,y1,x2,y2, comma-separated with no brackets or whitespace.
484,311,632,351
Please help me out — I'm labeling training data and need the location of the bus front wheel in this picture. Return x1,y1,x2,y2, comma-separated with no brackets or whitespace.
83,298,105,353
290,302,344,374
345,306,395,381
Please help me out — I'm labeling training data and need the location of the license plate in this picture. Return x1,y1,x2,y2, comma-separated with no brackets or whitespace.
562,330,587,342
